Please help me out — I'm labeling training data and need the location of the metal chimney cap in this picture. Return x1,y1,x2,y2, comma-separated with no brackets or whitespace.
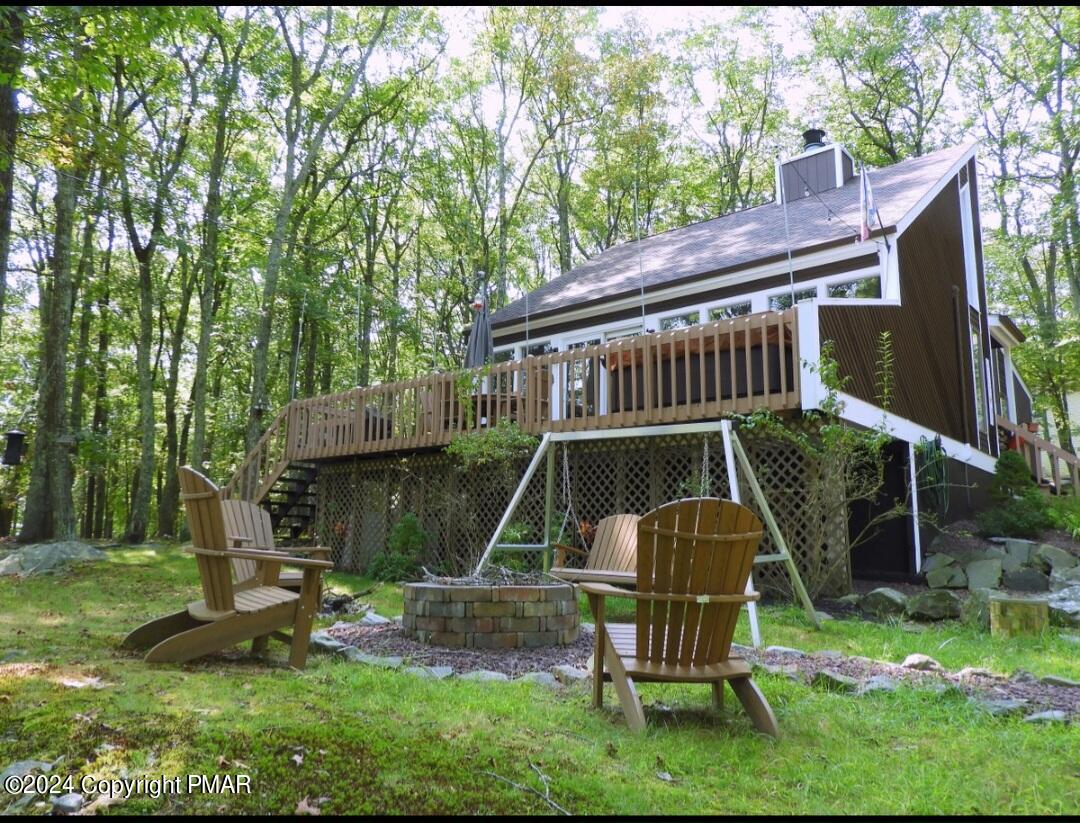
802,128,827,150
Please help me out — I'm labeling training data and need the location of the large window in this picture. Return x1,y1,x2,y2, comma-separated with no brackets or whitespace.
768,287,816,311
708,301,751,321
970,309,987,437
827,275,881,299
659,311,700,330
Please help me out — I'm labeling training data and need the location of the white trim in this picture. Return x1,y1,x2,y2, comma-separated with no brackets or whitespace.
832,390,997,473
720,420,761,649
1004,350,1018,422
988,316,1023,349
895,142,979,237
492,241,886,340
796,301,823,412
908,441,922,574
834,145,844,189
816,298,901,308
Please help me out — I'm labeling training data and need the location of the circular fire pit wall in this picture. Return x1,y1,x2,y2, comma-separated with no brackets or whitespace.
402,582,580,649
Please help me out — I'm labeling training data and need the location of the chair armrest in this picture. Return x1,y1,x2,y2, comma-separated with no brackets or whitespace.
227,533,254,544
578,581,759,605
187,546,333,570
552,543,589,558
277,546,331,554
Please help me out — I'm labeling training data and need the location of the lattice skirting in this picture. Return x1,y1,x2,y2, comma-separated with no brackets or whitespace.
314,422,852,598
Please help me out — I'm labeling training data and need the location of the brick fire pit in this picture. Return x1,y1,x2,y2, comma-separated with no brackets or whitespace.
402,581,580,649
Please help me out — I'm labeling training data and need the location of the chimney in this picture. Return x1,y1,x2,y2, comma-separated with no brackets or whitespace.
802,128,827,151
776,128,856,204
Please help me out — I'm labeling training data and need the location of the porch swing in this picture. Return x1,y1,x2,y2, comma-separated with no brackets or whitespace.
474,421,822,648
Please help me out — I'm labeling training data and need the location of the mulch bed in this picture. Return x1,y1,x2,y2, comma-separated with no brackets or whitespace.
325,622,594,678
326,622,1079,716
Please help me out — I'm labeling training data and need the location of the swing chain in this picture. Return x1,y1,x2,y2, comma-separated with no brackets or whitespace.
559,442,583,545
700,435,712,497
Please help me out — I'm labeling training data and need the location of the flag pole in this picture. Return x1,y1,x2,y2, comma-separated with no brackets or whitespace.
777,154,796,304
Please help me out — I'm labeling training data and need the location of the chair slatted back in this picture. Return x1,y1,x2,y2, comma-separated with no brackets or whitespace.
587,514,640,574
179,466,235,613
635,498,762,666
221,499,276,583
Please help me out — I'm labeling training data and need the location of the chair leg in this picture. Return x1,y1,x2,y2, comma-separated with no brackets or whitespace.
603,635,645,732
587,593,605,709
729,676,779,738
288,569,320,669
251,635,270,656
712,680,725,711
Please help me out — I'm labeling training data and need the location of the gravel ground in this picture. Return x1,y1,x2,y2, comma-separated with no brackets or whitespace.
326,623,594,677
327,623,1079,715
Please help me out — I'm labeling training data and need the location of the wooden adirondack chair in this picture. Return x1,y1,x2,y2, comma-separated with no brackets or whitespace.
550,514,640,587
122,467,331,669
220,499,330,593
580,498,778,737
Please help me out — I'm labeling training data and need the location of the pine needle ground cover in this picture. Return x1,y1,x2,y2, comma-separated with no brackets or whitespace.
1,546,1077,815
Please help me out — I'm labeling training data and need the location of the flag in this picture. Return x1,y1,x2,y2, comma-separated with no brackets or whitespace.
859,163,877,242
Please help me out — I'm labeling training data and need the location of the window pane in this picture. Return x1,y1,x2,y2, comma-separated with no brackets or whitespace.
493,349,514,363
660,312,700,330
827,276,881,299
524,341,554,357
708,302,751,321
605,326,643,341
768,288,815,311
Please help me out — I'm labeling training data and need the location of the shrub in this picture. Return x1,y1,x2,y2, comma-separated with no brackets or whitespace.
445,419,539,470
975,451,1050,538
1046,495,1080,540
367,513,428,582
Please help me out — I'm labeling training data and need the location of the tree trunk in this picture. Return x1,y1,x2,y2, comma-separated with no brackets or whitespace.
0,7,25,347
20,164,82,542
126,251,156,543
157,257,195,536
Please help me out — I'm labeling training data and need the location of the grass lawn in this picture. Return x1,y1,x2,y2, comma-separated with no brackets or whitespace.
2,544,1078,815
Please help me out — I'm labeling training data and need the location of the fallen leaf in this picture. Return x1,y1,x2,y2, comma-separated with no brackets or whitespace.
296,796,321,815
291,753,304,767
217,756,231,768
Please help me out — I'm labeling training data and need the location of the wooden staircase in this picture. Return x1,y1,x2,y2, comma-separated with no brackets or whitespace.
263,461,317,541
223,407,318,542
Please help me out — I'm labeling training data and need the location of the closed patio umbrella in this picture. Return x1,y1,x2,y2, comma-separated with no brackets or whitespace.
464,291,493,369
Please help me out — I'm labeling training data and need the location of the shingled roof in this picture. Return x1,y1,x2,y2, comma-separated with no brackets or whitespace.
491,141,976,328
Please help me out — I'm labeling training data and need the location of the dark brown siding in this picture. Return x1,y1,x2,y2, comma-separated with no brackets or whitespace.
781,151,836,202
818,175,980,447
494,253,878,347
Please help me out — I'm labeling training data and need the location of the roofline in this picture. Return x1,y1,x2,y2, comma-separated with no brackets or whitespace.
989,313,1026,346
491,228,894,333
894,141,979,237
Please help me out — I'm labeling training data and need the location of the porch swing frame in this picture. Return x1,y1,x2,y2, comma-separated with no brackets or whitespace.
473,420,821,645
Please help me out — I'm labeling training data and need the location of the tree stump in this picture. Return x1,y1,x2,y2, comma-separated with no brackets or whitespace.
989,596,1049,638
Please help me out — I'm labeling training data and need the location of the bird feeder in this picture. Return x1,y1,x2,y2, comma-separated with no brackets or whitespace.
2,430,25,466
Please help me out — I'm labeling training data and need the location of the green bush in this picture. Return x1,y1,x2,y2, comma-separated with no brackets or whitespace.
445,419,539,470
367,513,429,582
975,451,1050,538
1046,495,1080,540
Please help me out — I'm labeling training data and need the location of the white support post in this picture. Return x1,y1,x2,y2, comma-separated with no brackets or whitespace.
908,440,923,574
721,420,762,648
796,301,822,411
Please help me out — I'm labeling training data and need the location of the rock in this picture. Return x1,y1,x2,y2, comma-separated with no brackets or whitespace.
858,675,899,694
920,682,962,697
923,553,955,572
518,671,560,688
1023,710,1069,724
51,793,85,815
765,645,807,658
961,588,993,630
0,541,106,576
905,590,962,621
1047,585,1080,627
1034,544,1078,573
927,565,967,589
0,760,53,782
1003,568,1050,592
579,622,595,634
999,550,1024,573
402,665,454,680
965,558,1002,590
958,666,996,680
1040,674,1080,688
1010,669,1038,684
901,653,943,672
1050,566,1080,593
972,697,1029,717
836,593,861,607
358,611,391,626
1003,539,1036,565
760,662,802,679
459,670,510,682
336,648,401,665
308,633,349,654
551,665,589,685
811,670,859,692
814,650,844,660
815,611,835,622
859,587,908,617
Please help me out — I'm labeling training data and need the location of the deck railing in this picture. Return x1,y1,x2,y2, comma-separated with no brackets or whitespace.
280,309,800,462
997,415,1080,494
222,404,291,501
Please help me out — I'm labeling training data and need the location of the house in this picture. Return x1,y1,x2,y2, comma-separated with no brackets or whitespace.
225,131,1080,592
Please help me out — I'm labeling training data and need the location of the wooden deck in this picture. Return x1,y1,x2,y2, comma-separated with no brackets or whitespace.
224,310,802,500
